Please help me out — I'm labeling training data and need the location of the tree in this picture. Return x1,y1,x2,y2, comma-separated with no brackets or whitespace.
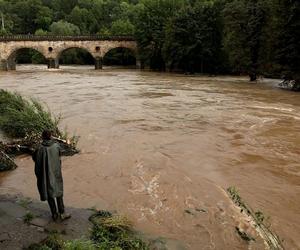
49,20,80,35
271,0,300,82
34,6,53,30
111,19,134,35
67,6,98,34
10,0,46,34
34,28,48,35
135,0,185,70
163,2,224,73
223,0,266,81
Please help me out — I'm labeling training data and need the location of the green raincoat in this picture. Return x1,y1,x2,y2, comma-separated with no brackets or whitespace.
32,140,63,201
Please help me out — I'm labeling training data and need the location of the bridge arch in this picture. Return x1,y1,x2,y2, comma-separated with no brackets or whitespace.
56,46,95,59
6,46,47,70
101,45,137,59
103,47,137,67
56,46,95,67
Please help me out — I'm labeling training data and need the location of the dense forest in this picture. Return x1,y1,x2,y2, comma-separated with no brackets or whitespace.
0,0,299,81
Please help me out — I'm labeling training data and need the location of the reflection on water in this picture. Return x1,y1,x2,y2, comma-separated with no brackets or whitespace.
0,65,299,249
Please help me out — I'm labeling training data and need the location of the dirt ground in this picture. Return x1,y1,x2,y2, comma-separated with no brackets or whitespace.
0,194,94,250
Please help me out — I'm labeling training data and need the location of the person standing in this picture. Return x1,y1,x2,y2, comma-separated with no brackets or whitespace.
32,130,71,221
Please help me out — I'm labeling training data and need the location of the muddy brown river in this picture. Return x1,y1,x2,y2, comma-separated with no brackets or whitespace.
0,65,299,249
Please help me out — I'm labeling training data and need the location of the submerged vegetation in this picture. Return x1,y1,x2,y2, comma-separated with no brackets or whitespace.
227,186,283,249
0,89,79,171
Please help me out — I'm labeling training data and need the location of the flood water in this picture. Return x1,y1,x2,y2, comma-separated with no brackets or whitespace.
0,65,299,249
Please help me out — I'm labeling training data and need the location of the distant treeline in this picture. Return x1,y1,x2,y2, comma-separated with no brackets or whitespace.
0,0,299,80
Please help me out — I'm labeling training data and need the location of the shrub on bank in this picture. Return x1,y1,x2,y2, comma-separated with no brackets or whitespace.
0,89,79,171
89,211,148,250
0,89,60,139
26,211,149,250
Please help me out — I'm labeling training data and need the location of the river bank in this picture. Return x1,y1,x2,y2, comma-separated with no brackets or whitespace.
0,192,271,250
0,194,94,249
0,194,168,250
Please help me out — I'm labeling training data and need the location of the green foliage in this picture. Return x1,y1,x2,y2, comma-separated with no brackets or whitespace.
17,197,32,208
163,2,224,73
29,236,97,250
35,29,48,35
32,234,64,250
0,89,60,139
23,211,35,223
223,0,267,80
50,20,80,35
0,28,10,35
227,186,251,214
67,6,98,34
270,0,300,80
26,211,149,250
90,210,149,250
97,27,111,36
35,6,53,30
63,239,97,250
111,19,135,36
135,0,186,70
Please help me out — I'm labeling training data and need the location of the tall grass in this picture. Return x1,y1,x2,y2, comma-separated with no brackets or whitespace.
0,89,61,139
89,211,149,250
27,211,149,250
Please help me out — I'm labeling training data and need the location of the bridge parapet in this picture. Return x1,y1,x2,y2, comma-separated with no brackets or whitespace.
0,35,135,42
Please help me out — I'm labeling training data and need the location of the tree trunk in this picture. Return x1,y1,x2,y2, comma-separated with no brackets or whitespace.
249,72,257,81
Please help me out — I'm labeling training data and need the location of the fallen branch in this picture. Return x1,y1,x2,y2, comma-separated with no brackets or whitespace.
227,187,283,250
0,150,18,171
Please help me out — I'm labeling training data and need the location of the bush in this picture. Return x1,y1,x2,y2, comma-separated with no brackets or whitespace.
89,211,149,250
63,239,97,250
0,89,60,139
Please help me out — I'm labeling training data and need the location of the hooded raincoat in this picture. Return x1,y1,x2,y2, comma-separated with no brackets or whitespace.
32,140,63,201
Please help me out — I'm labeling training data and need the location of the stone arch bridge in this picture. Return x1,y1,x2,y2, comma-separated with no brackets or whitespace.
0,35,138,70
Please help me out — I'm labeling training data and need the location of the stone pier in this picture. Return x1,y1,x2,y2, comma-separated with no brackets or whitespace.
95,57,103,70
47,58,59,69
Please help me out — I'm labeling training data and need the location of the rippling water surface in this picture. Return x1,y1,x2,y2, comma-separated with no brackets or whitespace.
0,65,299,249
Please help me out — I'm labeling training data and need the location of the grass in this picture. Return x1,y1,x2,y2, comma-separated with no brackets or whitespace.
17,197,32,208
23,211,35,223
27,234,64,250
0,89,61,139
26,211,149,250
27,236,97,250
64,239,97,250
89,210,149,250
0,89,79,164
